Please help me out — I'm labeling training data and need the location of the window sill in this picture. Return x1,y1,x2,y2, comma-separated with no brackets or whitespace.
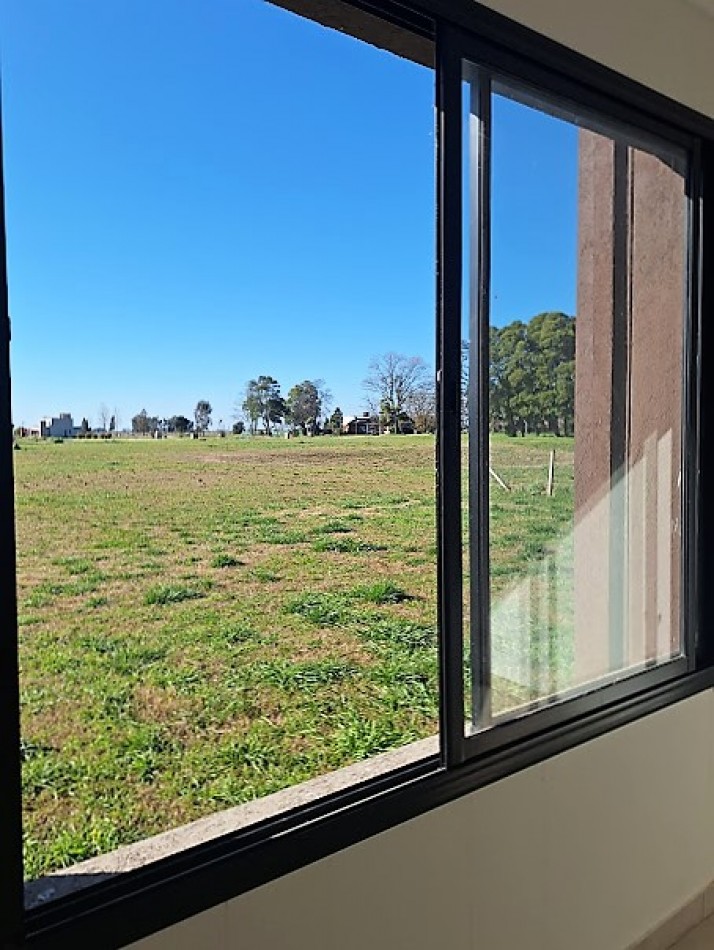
25,735,439,911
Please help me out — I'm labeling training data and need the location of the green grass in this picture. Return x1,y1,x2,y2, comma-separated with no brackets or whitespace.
14,432,574,878
350,581,412,604
286,592,352,626
144,584,206,605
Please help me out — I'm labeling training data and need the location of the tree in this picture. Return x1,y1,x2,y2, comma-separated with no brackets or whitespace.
132,410,147,435
167,415,193,434
327,407,344,435
286,380,324,435
242,376,285,436
241,390,261,435
488,312,575,436
363,353,430,434
232,421,245,435
243,394,260,433
98,403,110,432
194,400,212,435
527,312,575,436
131,409,159,435
314,379,332,419
490,321,529,436
408,383,436,434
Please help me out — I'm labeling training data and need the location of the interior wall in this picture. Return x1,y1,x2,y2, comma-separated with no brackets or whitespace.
131,692,714,950
474,0,714,119
128,2,714,948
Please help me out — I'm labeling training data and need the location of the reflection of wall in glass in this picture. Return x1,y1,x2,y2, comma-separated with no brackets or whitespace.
574,129,686,683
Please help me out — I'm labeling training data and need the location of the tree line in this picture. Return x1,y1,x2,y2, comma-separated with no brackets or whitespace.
485,311,575,437
129,357,437,438
131,400,213,436
126,312,574,439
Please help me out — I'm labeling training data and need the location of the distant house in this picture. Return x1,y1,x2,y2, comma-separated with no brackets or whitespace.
385,416,416,435
343,412,380,435
32,413,77,438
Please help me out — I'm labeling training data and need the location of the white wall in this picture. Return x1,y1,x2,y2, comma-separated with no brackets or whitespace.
130,3,714,948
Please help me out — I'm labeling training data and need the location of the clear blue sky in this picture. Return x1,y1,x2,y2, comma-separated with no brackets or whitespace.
0,0,576,429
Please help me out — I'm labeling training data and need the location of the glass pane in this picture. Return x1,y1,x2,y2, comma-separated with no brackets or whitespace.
462,66,688,732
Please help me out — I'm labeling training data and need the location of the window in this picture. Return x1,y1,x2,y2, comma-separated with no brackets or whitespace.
458,67,693,751
6,0,437,897
0,2,711,947
437,26,703,766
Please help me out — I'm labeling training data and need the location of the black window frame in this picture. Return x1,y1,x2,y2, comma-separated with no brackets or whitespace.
1,2,713,947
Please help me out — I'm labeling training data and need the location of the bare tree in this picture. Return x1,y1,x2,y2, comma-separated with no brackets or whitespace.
314,379,332,420
408,382,436,433
98,403,110,432
363,353,429,434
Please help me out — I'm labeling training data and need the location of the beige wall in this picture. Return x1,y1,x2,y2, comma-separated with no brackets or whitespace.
129,3,714,949
474,0,714,119
132,692,714,950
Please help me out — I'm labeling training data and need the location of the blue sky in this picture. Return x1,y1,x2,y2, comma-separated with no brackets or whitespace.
0,0,576,428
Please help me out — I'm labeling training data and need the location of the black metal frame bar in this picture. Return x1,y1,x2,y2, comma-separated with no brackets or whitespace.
0,0,712,946
697,139,714,671
609,139,629,673
0,101,25,950
683,139,703,671
436,21,465,767
466,65,493,732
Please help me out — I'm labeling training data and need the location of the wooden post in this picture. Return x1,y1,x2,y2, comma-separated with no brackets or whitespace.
489,466,510,492
547,450,555,496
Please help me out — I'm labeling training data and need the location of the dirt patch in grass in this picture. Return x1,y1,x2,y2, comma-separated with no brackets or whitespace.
132,686,197,738
195,449,394,467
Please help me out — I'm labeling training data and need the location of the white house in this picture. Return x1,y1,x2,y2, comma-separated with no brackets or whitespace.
34,413,76,438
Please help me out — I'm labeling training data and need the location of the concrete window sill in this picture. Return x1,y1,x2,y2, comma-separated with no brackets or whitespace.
25,734,439,910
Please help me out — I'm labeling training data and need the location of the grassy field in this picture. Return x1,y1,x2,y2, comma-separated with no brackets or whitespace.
14,433,573,879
